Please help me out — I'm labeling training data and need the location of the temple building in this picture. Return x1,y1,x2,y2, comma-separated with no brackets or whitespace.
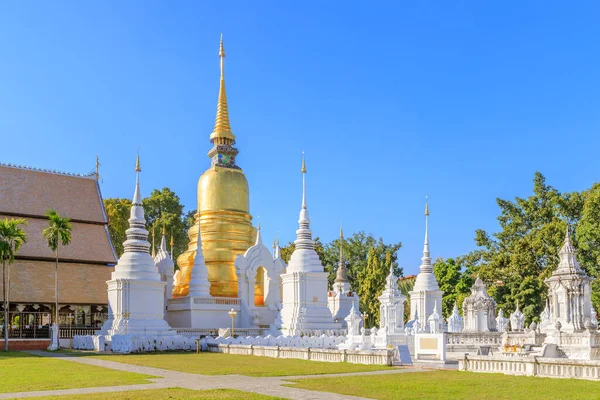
409,202,443,331
173,35,256,298
0,163,116,329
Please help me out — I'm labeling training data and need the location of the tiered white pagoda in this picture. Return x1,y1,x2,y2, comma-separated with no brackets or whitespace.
541,227,600,359
462,276,497,332
328,227,360,328
100,155,175,338
409,202,443,331
543,228,594,334
280,155,341,335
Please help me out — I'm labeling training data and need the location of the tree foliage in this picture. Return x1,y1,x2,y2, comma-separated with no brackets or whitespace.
104,188,190,261
453,172,595,323
103,198,132,256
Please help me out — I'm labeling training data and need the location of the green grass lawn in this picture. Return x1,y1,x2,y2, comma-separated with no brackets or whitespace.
0,351,156,394
287,369,600,400
33,388,283,400
89,352,391,377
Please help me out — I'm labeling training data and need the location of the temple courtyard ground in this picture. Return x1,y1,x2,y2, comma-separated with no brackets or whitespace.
0,351,599,399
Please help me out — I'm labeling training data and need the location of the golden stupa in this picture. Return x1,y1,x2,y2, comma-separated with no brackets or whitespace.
173,36,255,298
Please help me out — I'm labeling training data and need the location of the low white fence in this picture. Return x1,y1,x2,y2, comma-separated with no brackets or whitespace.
207,334,346,349
207,343,394,365
459,355,600,380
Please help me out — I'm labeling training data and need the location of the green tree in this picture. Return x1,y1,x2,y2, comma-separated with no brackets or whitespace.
398,275,416,323
104,188,191,261
104,197,132,256
42,210,72,326
471,172,584,323
0,218,27,351
432,257,475,318
576,183,600,310
143,188,189,260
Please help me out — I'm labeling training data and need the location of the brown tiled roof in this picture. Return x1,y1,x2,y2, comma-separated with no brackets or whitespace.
0,165,105,222
0,215,116,264
0,164,117,264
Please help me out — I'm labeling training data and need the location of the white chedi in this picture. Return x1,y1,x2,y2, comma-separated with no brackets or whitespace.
509,302,525,331
101,155,175,337
187,217,211,297
446,302,463,333
409,202,443,330
280,156,340,335
495,309,510,332
462,276,497,332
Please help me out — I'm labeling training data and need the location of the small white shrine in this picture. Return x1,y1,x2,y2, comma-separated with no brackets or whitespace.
327,228,360,328
378,263,406,335
235,224,286,327
280,156,341,335
408,202,443,331
100,156,176,338
446,303,463,333
509,302,525,331
462,276,497,332
495,309,509,332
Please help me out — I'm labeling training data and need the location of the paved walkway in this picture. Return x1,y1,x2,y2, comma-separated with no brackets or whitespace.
0,351,444,400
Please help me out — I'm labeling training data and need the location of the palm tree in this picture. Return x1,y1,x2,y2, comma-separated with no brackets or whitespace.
0,218,28,351
42,209,72,327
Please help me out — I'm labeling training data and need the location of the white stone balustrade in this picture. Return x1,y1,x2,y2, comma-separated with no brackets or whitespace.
459,354,600,380
207,343,394,365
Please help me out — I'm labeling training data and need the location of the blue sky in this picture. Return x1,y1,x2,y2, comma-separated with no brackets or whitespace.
1,2,599,275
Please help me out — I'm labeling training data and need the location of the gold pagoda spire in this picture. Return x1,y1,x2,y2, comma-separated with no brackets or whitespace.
210,34,235,143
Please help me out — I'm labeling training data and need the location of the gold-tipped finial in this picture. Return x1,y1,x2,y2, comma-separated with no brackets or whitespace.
135,148,141,172
170,231,174,247
425,196,430,216
340,223,343,239
162,224,166,236
301,151,307,173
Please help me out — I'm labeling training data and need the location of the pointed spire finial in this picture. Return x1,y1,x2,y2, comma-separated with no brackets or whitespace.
255,217,262,245
162,224,166,236
95,155,100,180
135,148,141,172
301,150,307,173
151,223,156,258
425,195,429,216
170,228,175,260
